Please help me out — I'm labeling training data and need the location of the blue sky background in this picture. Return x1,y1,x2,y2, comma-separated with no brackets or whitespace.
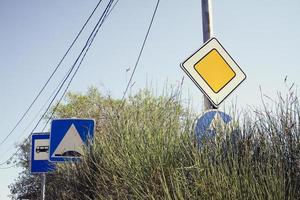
1,0,300,199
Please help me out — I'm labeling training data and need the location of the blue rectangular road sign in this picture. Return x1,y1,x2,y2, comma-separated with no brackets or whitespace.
31,133,56,174
49,118,95,162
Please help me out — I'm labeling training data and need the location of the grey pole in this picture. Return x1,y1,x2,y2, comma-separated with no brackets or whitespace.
201,0,217,110
41,173,46,200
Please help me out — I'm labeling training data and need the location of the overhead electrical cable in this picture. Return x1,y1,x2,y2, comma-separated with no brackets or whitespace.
32,0,114,135
0,163,18,169
0,0,116,166
42,0,120,131
107,0,119,16
121,0,161,102
0,0,104,147
0,67,73,161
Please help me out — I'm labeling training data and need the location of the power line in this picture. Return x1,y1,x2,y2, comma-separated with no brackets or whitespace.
42,0,120,131
121,0,161,101
0,0,116,166
0,68,72,161
0,0,104,147
0,163,17,169
34,0,114,134
107,0,119,16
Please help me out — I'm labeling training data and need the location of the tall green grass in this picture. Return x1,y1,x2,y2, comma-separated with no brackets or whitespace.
48,89,300,200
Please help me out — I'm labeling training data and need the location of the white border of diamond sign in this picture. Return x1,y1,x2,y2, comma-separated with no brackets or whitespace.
181,37,246,107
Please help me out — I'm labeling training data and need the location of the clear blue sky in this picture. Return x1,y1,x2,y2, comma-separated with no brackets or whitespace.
1,0,300,199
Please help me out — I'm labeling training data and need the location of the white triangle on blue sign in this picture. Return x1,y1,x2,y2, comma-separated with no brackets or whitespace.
52,124,84,157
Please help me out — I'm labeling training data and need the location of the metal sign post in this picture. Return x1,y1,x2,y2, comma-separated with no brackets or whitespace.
41,173,46,200
180,0,247,141
181,0,245,108
201,0,216,110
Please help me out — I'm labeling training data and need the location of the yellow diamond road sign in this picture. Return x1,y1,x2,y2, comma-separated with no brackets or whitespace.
181,37,246,107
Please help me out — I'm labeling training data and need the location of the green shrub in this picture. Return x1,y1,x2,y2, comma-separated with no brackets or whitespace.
49,88,300,200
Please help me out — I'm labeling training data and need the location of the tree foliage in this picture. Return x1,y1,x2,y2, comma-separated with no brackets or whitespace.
8,140,40,200
8,87,300,200
8,87,111,200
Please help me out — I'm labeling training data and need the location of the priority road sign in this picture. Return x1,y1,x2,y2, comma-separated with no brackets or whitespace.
49,119,95,162
31,133,56,174
181,37,246,107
